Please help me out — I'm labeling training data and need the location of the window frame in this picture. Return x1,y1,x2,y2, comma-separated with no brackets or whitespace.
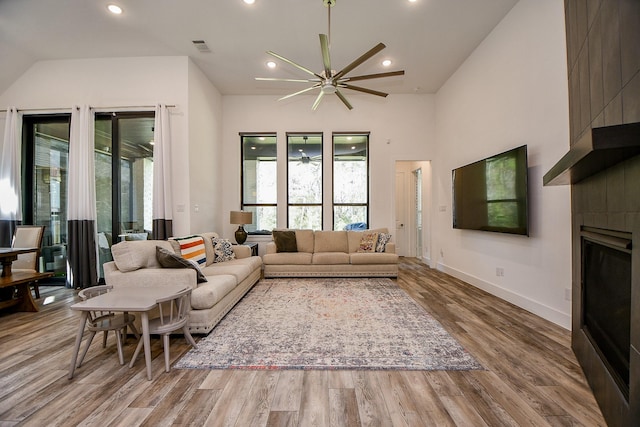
286,132,323,229
240,132,278,233
332,132,370,230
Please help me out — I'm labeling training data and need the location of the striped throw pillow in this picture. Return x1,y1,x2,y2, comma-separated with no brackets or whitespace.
174,235,207,266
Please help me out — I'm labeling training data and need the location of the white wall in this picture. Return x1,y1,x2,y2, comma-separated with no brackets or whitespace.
0,56,219,236
433,0,572,327
187,59,223,234
221,94,436,240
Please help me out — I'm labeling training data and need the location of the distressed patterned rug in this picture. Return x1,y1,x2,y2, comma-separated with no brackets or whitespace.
175,278,483,371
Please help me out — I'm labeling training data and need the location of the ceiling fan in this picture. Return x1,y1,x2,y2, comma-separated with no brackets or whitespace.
255,0,405,111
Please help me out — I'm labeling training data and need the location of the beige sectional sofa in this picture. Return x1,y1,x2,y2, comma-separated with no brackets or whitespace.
103,232,262,334
262,228,398,278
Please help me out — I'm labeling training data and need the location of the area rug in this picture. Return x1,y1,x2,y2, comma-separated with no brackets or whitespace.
175,278,483,371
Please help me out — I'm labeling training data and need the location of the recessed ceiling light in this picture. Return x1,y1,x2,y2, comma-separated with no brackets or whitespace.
408,0,418,3
244,0,255,4
107,4,123,14
351,146,356,150
267,61,277,69
382,59,392,67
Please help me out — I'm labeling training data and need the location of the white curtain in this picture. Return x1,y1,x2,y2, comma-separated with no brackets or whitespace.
152,104,173,240
67,105,98,288
0,107,23,245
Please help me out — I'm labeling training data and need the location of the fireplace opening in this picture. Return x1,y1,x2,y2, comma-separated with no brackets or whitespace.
581,227,632,400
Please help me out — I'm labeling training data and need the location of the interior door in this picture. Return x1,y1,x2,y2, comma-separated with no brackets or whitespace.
395,171,408,256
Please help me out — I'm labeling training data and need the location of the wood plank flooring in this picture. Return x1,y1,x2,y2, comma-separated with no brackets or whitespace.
0,258,606,426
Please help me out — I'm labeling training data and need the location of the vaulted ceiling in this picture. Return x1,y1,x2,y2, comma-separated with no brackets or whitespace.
0,0,519,98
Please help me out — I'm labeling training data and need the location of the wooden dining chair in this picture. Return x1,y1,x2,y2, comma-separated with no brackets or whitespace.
11,225,45,298
129,287,197,373
76,285,140,368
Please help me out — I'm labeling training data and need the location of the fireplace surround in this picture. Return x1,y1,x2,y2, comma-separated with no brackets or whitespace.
545,123,640,426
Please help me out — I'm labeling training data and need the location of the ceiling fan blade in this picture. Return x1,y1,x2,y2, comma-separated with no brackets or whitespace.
312,91,325,111
267,51,322,79
341,84,389,98
334,42,386,80
342,70,405,82
278,85,320,101
319,34,332,78
335,90,353,110
256,77,315,83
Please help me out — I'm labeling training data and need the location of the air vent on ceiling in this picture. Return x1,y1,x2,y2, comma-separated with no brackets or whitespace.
192,40,211,53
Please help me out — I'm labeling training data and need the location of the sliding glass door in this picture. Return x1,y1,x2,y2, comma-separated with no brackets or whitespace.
22,112,155,282
95,112,154,279
22,115,71,280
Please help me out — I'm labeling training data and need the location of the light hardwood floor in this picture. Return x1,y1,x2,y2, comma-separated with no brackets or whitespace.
0,258,606,426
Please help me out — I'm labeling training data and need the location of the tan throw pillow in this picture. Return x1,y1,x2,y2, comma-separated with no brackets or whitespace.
156,246,207,283
357,232,379,253
273,230,298,252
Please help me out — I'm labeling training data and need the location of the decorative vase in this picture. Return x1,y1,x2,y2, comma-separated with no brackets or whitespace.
235,225,247,244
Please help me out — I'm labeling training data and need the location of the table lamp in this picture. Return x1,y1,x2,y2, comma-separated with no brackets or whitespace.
230,211,253,244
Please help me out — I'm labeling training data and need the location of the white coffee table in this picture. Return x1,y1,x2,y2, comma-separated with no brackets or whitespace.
69,284,189,380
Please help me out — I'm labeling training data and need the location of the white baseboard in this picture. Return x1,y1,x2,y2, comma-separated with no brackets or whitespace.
436,262,571,330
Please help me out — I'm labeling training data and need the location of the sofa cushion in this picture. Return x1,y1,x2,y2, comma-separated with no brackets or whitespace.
190,274,237,309
295,229,315,253
273,230,297,252
202,260,253,282
156,246,208,283
211,238,236,263
173,235,207,266
312,252,350,265
263,252,312,265
314,230,348,253
350,252,399,265
198,232,220,266
356,232,379,253
111,240,174,272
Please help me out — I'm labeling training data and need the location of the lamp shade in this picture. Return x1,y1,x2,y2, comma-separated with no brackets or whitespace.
230,211,252,225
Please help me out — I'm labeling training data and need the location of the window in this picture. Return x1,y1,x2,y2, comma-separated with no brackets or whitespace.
288,133,322,229
333,133,369,230
241,134,277,233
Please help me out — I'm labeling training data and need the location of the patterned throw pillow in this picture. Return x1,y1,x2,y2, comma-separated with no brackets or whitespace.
357,232,379,253
156,246,208,283
173,235,207,266
212,237,236,263
376,233,392,252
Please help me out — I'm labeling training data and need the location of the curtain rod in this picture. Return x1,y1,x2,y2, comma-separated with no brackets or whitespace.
0,104,176,113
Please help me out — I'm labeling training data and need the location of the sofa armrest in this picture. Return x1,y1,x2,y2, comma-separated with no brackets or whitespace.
103,261,197,289
265,242,277,254
232,245,251,259
384,242,396,254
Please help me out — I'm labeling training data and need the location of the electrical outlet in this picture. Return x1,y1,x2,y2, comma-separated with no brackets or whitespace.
496,267,504,277
440,249,444,258
565,288,571,301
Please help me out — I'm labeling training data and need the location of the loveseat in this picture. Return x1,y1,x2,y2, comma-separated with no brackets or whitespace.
103,232,262,334
262,228,398,278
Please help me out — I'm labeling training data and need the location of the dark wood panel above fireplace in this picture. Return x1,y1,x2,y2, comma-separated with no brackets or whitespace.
561,0,640,425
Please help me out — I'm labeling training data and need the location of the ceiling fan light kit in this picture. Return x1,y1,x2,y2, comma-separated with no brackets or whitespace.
256,0,405,110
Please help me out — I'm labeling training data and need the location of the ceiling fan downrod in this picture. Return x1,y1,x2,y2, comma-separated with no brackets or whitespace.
324,0,335,47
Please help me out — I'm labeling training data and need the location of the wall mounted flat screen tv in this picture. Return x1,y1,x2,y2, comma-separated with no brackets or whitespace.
452,145,529,236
